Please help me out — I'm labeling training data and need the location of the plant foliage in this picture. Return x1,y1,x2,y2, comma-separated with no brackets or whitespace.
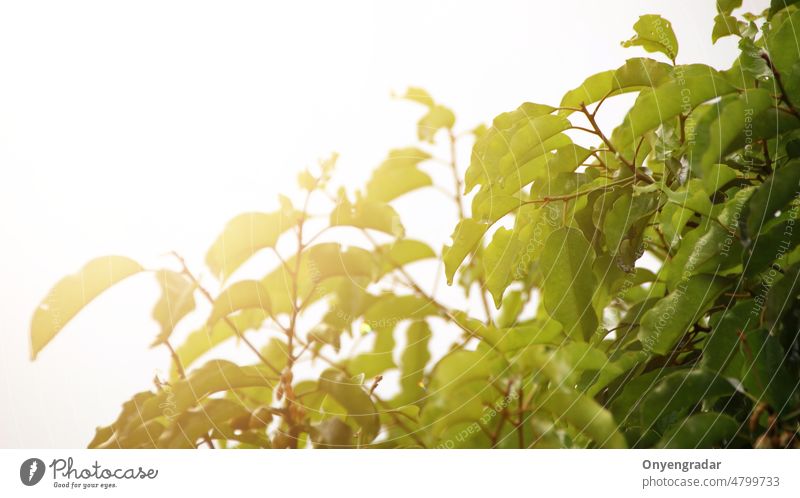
32,2,800,448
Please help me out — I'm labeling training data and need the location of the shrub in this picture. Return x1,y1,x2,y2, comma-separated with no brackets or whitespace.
32,1,800,448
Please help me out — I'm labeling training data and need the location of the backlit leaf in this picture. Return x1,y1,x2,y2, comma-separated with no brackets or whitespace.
621,14,679,62
151,270,196,347
319,369,380,443
31,256,143,359
208,280,272,327
365,148,432,203
206,210,298,281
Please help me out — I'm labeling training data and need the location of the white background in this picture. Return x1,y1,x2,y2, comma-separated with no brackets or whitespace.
1,450,798,497
0,0,762,447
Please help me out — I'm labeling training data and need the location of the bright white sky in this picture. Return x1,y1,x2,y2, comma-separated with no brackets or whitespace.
0,0,761,447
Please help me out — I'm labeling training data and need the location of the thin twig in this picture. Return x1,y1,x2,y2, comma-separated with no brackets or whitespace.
171,252,281,377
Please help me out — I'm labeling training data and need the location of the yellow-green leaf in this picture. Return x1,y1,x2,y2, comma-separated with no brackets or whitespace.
31,256,143,359
442,219,489,285
206,210,298,281
621,14,679,62
151,270,196,347
365,148,432,203
208,280,272,327
318,369,380,443
330,192,404,237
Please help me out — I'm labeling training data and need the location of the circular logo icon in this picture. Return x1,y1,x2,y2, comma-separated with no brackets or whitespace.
20,458,45,486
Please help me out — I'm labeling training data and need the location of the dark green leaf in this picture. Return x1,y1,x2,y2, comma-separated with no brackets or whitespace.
742,160,800,242
640,369,735,435
540,227,599,340
656,412,740,448
738,328,797,410
639,274,731,355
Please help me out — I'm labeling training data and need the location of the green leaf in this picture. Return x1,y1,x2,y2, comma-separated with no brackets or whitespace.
348,294,437,378
656,413,740,448
159,398,250,448
330,191,404,237
621,14,679,62
365,148,432,203
376,239,436,278
702,300,756,376
554,342,611,383
540,227,599,340
398,86,434,107
712,14,742,43
717,0,742,14
318,369,380,443
540,390,627,448
610,366,682,429
612,65,736,148
483,227,523,307
689,89,773,176
89,390,158,448
639,274,731,355
151,270,196,347
312,417,354,448
559,58,672,116
173,310,267,376
261,337,291,373
764,264,800,328
702,163,738,194
497,290,524,328
584,351,649,397
208,280,272,327
397,87,455,143
418,105,456,143
124,360,275,439
429,349,504,395
496,114,572,176
559,70,615,113
738,37,772,81
364,293,438,329
611,57,673,91
486,321,564,353
602,191,659,259
640,369,735,436
206,210,298,281
397,320,432,405
668,188,752,282
465,102,557,192
770,0,800,17
262,243,376,315
738,328,798,410
741,160,800,242
297,169,318,191
744,218,800,277
31,255,143,359
442,219,489,285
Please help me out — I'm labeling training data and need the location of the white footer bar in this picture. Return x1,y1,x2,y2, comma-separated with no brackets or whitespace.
1,450,796,497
